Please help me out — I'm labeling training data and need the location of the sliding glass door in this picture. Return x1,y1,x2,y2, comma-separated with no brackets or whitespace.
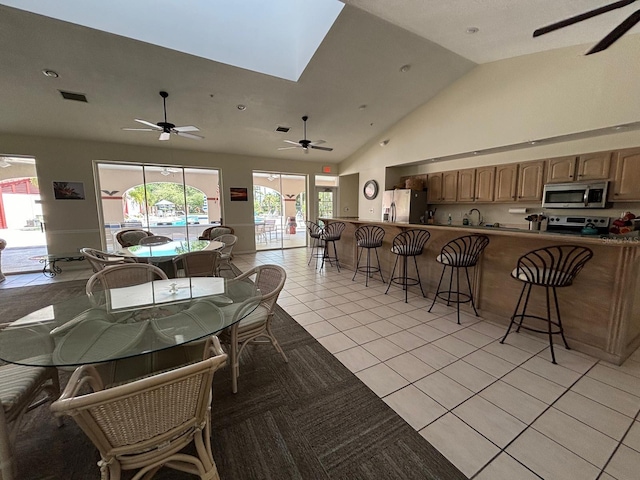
253,172,306,250
95,163,221,251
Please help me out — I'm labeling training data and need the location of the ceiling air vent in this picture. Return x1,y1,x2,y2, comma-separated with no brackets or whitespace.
275,126,290,133
59,90,88,102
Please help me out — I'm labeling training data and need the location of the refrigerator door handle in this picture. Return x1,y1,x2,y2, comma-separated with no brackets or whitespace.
391,202,396,222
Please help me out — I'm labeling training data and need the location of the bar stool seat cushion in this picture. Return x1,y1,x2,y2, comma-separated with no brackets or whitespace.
358,240,383,248
436,253,475,266
392,245,422,256
511,267,569,286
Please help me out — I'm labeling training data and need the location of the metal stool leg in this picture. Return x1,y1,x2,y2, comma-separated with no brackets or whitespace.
413,255,426,298
501,282,528,344
465,267,480,316
428,265,447,312
352,246,365,281
373,247,385,283
553,287,570,350
545,286,557,364
385,256,400,296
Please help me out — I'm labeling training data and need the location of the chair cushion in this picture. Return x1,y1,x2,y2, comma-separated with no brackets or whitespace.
391,245,421,256
237,305,270,330
436,253,475,266
358,240,383,248
511,267,568,286
0,361,51,413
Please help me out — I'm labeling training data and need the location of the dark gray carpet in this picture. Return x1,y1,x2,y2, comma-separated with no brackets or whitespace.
0,280,467,480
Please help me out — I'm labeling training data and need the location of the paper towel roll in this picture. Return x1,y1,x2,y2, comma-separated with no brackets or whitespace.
508,208,527,214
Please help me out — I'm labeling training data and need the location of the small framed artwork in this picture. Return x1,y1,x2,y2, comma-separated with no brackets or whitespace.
230,187,248,202
53,181,85,200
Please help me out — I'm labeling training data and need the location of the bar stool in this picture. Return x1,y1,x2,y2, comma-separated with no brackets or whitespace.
385,229,431,303
352,225,386,286
428,235,490,324
320,222,346,271
500,245,593,364
307,221,324,268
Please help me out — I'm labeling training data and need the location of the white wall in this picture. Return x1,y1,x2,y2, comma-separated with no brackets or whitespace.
0,134,337,254
339,34,640,221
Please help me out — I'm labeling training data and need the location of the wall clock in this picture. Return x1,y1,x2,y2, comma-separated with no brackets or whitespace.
363,180,379,200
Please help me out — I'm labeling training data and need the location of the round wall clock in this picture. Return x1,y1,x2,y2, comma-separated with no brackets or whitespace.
363,180,379,200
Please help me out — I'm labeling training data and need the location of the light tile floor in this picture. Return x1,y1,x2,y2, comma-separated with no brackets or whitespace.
3,249,640,479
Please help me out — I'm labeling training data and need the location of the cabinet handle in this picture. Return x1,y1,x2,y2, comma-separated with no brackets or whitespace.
569,175,573,178
615,193,619,196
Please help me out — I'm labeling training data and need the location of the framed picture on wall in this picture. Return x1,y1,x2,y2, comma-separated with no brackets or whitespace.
230,187,248,201
53,181,85,200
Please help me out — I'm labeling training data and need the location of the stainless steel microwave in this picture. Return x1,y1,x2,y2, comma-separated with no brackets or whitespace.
542,181,609,209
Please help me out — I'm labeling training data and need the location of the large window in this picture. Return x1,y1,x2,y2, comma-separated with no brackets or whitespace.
95,163,221,251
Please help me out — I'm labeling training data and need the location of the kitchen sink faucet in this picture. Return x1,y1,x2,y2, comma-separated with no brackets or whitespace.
468,208,483,226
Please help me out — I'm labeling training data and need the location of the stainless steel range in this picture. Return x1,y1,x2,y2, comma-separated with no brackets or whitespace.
546,215,610,235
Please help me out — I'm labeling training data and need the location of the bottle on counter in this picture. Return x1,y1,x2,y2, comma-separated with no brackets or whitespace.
447,214,452,226
462,213,469,226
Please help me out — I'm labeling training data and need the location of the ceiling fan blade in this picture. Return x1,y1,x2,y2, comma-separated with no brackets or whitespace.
159,132,171,141
310,139,326,146
135,119,162,130
283,140,300,146
310,145,333,152
122,128,157,132
173,125,200,133
277,146,300,151
175,131,204,140
586,9,640,54
533,0,637,37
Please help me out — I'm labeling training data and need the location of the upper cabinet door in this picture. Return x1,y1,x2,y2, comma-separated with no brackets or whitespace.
457,168,476,202
612,148,640,201
494,164,518,202
427,173,442,203
577,152,612,181
547,156,577,183
517,161,545,202
441,171,458,202
475,166,496,202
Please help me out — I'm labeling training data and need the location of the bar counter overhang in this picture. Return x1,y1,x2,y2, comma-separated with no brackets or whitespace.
319,218,640,365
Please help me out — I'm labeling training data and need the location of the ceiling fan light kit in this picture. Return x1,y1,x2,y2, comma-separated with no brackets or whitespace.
533,0,640,55
278,115,333,154
123,91,204,141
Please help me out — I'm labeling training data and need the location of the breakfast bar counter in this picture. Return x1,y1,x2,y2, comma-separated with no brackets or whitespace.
320,218,640,364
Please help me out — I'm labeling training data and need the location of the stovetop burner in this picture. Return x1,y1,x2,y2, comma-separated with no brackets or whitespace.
546,215,610,235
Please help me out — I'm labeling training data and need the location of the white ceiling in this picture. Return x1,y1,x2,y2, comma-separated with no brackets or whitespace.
0,1,638,162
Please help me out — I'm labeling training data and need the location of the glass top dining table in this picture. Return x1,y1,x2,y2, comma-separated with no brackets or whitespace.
0,277,259,368
117,239,224,260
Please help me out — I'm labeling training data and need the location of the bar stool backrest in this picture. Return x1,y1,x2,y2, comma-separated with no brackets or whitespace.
307,221,323,239
391,229,431,257
322,222,346,241
355,225,385,248
513,245,593,287
438,234,490,267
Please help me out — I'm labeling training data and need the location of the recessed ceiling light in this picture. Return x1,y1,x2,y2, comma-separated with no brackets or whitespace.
399,64,411,73
237,104,246,111
358,104,367,110
42,69,59,78
530,141,538,145
379,139,389,147
466,27,479,34
473,151,479,155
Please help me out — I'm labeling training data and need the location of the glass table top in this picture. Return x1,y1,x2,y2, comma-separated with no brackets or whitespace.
0,277,259,367
117,240,224,259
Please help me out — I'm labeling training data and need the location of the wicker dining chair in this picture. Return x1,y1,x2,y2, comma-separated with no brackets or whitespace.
50,336,228,480
80,247,134,273
86,263,169,297
0,349,60,480
115,229,154,248
215,234,237,275
198,226,234,241
173,251,221,278
219,265,288,393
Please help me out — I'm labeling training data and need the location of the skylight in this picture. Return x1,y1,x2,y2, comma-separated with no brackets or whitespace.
1,0,344,81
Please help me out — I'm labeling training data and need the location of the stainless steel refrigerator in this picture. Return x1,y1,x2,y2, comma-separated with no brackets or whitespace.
381,189,428,223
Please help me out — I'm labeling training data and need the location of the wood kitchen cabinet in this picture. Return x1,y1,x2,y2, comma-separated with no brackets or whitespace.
547,156,577,183
494,163,518,202
516,160,545,202
427,173,443,203
546,153,611,183
441,171,458,202
457,169,475,202
611,147,640,201
475,166,495,202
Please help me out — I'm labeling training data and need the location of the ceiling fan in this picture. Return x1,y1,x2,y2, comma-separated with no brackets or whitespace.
534,0,640,55
123,91,203,141
278,116,333,154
